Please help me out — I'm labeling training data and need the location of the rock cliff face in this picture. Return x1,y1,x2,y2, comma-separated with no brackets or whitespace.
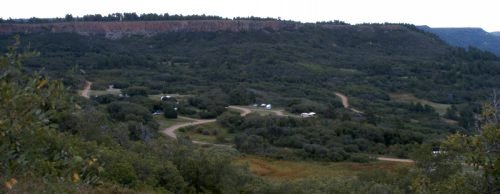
0,20,302,39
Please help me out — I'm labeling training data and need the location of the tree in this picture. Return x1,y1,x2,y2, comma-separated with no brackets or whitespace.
410,100,500,193
444,104,459,120
458,107,475,129
122,86,148,96
164,107,178,119
64,14,74,22
172,147,252,193
1,37,101,190
364,109,378,125
229,87,255,105
106,101,152,123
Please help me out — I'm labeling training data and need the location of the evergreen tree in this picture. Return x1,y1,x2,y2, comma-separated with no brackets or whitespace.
164,107,178,119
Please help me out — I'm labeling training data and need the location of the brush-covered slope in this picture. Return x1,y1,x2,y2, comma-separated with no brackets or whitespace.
1,20,499,134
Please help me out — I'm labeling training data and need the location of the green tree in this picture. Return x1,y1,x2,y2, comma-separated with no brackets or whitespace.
0,37,101,191
444,104,459,120
410,102,500,193
64,14,74,22
122,86,148,96
164,107,178,119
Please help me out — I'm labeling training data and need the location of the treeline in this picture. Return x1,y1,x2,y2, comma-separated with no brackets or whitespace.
0,13,304,24
316,20,350,25
217,111,424,161
0,13,226,24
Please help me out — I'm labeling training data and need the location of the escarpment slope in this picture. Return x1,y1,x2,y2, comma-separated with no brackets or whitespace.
0,20,301,38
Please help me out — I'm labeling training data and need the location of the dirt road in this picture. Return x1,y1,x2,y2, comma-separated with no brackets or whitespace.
161,117,216,139
377,157,414,163
80,81,92,98
334,92,363,114
162,106,253,140
228,106,252,116
270,110,285,116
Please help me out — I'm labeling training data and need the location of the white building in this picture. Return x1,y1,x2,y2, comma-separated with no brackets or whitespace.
301,112,316,118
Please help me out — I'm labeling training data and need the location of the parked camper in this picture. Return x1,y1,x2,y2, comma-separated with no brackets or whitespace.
301,112,316,118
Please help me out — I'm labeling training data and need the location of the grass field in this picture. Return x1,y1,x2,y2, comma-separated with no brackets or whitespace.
245,106,296,117
79,89,122,97
389,93,451,115
233,155,412,181
177,122,233,144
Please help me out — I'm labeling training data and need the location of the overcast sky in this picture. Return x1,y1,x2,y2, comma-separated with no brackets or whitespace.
1,0,498,32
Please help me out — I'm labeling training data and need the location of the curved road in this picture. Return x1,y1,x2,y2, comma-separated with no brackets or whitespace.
161,106,252,140
161,117,216,139
228,106,252,116
334,92,363,114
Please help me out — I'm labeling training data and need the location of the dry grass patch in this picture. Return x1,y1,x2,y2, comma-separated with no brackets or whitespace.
234,155,412,181
390,93,451,115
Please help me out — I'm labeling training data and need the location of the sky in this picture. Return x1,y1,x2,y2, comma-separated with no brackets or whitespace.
1,0,498,32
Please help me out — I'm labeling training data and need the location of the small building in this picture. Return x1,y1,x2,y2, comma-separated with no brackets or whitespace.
265,104,272,110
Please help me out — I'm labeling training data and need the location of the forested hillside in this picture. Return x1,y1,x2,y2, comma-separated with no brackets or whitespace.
1,17,499,193
418,26,500,56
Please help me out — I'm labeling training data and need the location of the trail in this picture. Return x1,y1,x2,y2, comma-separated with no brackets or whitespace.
377,157,414,163
80,81,92,98
162,106,253,140
161,117,217,139
228,106,252,116
334,92,363,114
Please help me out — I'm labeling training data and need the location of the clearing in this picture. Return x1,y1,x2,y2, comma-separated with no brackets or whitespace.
177,122,233,144
389,93,451,115
231,105,295,117
233,155,412,181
